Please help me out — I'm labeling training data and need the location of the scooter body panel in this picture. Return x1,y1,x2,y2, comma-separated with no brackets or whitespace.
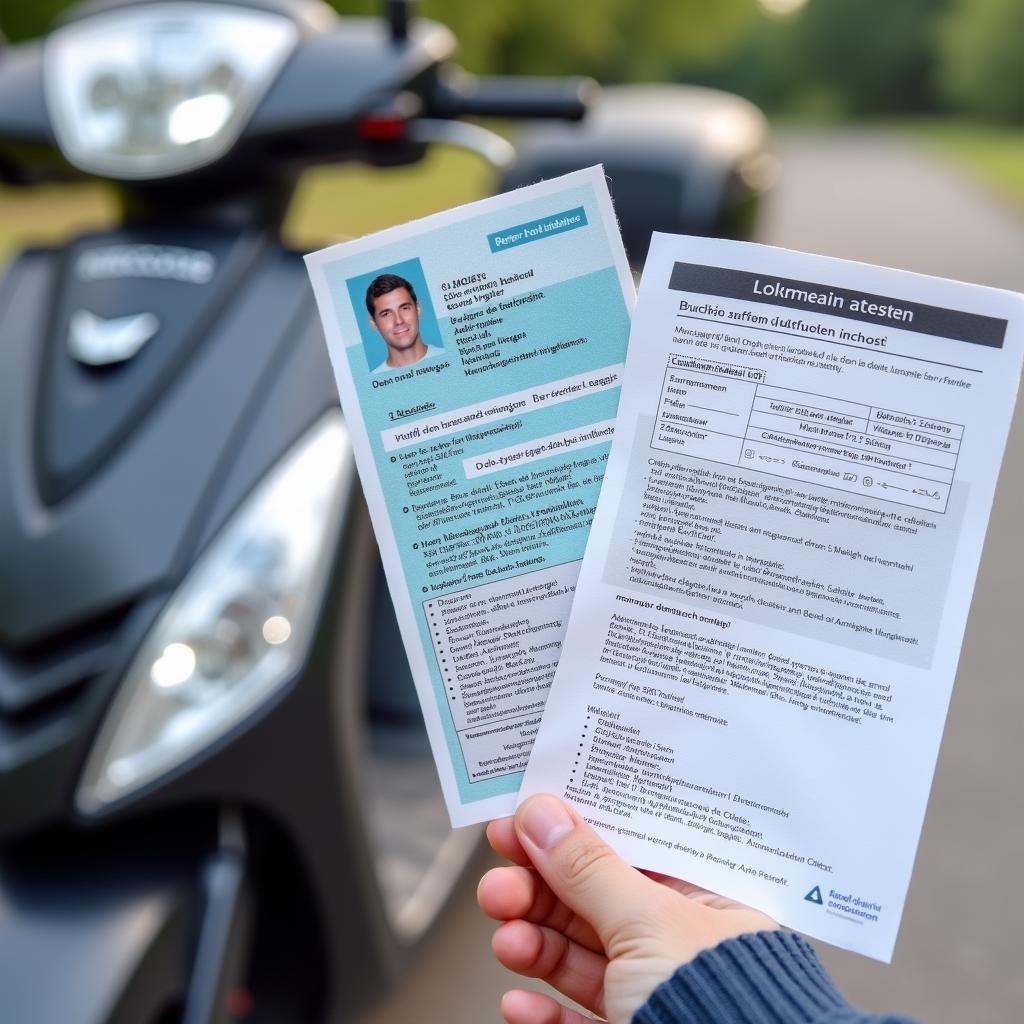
0,237,339,837
0,234,321,648
0,860,194,1024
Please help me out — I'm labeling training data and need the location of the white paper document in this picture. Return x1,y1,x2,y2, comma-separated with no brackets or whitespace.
304,167,634,825
520,233,1023,960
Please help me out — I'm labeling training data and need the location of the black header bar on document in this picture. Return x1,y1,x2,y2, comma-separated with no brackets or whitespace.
669,263,1007,348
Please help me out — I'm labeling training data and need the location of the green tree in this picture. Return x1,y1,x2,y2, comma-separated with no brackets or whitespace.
936,0,1024,122
333,0,757,79
789,0,949,116
0,0,74,41
2,0,757,82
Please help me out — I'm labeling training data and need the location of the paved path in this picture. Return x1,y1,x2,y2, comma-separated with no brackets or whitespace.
361,130,1024,1024
759,128,1023,292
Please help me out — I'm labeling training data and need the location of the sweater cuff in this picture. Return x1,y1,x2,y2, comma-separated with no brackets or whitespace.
633,931,849,1024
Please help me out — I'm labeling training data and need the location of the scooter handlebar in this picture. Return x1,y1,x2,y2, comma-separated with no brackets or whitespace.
430,70,598,122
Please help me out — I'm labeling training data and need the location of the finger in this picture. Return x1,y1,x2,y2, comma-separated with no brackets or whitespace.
492,919,607,1017
643,871,778,915
500,989,596,1024
478,865,535,921
514,794,662,948
478,865,603,953
642,871,718,900
487,817,531,866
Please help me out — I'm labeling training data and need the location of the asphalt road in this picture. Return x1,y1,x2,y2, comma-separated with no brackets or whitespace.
360,129,1024,1024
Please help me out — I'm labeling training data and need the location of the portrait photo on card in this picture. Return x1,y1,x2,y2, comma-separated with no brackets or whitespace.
345,257,445,374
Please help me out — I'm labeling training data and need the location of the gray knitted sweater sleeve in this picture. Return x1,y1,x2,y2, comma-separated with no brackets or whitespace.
633,931,918,1024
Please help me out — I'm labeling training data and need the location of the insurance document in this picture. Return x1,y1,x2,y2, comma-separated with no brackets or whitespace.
305,167,633,825
520,233,1023,959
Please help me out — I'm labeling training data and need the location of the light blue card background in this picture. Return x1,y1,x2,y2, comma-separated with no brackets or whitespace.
323,181,631,802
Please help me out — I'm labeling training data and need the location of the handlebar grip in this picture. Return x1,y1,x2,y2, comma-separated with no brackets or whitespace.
431,71,598,121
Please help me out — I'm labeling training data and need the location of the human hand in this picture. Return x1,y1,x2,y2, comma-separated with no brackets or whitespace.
478,793,777,1024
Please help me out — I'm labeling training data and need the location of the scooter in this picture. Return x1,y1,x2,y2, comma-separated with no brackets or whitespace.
0,1,771,1021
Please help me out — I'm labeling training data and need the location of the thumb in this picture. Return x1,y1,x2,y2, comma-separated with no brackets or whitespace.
514,793,655,947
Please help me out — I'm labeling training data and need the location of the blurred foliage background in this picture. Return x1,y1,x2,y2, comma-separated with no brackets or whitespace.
0,0,1020,255
2,0,1020,124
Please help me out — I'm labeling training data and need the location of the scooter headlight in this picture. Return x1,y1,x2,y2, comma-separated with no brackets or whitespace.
76,412,352,814
44,3,299,179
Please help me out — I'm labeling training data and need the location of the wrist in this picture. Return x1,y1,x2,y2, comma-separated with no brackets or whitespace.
633,931,847,1024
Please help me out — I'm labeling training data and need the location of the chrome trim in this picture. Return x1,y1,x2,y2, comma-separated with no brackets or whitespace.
68,310,160,366
410,119,516,171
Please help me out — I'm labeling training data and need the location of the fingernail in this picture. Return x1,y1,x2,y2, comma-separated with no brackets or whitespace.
519,794,574,850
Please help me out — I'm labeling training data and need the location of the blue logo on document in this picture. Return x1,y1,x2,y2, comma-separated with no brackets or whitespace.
804,886,824,905
487,206,588,253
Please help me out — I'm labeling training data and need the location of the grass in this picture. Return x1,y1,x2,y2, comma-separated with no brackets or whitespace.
284,147,495,249
0,146,494,265
900,119,1024,209
0,181,118,265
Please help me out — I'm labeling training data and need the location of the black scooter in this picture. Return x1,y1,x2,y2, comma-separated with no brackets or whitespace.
0,1,771,1020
